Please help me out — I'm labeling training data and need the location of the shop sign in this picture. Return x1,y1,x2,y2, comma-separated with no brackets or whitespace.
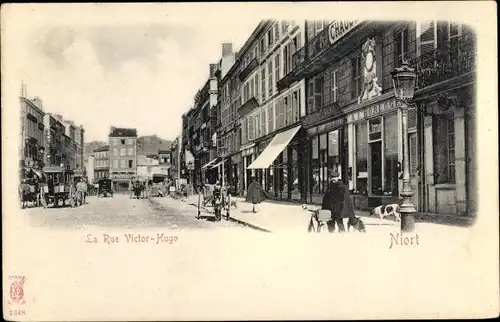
307,118,345,136
328,20,360,45
347,98,397,123
301,102,343,129
111,173,133,179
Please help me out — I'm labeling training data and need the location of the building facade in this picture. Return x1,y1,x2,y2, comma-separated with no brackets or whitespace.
93,145,110,181
43,113,66,168
277,20,476,216
213,43,240,188
238,20,307,201
108,127,138,191
170,136,181,179
20,96,46,174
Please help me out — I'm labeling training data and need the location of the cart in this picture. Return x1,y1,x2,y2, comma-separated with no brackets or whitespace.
97,178,114,198
40,166,78,208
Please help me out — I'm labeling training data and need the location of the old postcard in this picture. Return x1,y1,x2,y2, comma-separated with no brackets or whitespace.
2,2,499,320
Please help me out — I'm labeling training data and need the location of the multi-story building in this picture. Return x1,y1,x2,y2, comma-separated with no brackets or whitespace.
189,64,219,187
238,20,307,201
214,43,241,190
85,154,95,183
43,113,66,167
19,96,45,173
93,145,110,181
276,20,476,216
108,127,138,191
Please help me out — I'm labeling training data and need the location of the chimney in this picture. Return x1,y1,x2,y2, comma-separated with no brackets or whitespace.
209,64,218,78
222,43,233,57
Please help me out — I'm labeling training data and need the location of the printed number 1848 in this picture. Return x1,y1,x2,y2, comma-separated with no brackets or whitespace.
10,309,26,316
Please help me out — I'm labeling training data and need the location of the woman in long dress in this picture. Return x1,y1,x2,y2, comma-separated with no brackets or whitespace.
246,177,267,213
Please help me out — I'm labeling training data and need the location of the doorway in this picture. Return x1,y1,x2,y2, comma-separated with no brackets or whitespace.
369,141,383,195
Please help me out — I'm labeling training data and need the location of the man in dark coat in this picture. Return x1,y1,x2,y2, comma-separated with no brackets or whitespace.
322,170,355,233
246,177,267,213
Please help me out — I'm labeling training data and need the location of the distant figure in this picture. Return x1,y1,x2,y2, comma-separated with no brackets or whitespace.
246,177,267,213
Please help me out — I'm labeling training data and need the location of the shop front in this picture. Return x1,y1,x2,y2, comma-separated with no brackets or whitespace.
346,93,403,210
110,171,135,192
230,153,241,195
247,125,304,202
240,143,256,193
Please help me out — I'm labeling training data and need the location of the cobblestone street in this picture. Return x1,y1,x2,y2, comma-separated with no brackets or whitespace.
23,193,244,231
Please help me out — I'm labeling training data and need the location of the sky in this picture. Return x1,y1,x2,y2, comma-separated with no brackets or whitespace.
6,4,265,142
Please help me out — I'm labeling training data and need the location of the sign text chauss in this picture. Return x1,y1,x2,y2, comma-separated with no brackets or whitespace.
329,21,360,45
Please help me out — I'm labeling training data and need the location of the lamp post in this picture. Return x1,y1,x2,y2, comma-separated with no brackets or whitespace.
391,62,417,233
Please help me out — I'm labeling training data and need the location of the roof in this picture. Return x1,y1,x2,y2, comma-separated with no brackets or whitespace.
94,145,110,152
109,127,138,137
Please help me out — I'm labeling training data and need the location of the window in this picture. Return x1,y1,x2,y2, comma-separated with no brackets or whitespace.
283,45,289,76
129,160,133,168
260,109,266,136
249,77,254,99
128,148,133,156
113,160,119,169
434,117,455,184
292,90,300,122
120,148,126,156
395,28,409,64
120,160,126,168
275,99,284,130
275,53,281,83
113,149,118,157
283,96,289,126
315,20,324,35
248,115,254,141
418,21,437,56
324,72,331,105
287,94,293,125
268,61,273,97
261,68,266,102
274,23,279,41
259,38,265,56
448,21,462,39
293,34,301,52
127,139,133,145
267,28,274,47
254,75,259,100
331,70,338,103
351,55,363,99
267,104,274,133
121,139,125,145
314,77,323,112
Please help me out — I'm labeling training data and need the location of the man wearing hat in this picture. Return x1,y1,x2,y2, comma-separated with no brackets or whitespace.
321,168,349,232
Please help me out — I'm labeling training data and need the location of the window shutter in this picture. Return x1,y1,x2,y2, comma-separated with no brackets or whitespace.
323,72,331,105
408,107,417,130
409,133,418,175
418,21,437,55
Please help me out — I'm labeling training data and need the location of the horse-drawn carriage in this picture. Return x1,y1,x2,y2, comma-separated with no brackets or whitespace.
200,183,230,221
97,178,114,198
19,177,41,209
39,166,80,208
130,179,148,199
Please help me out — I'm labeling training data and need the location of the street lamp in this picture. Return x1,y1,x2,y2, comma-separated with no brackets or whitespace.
391,61,417,233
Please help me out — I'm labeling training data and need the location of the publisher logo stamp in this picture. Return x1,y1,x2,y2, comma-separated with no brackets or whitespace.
8,276,26,305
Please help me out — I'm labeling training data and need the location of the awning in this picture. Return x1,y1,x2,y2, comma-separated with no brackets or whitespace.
211,158,227,169
247,125,301,169
201,158,220,169
42,166,66,173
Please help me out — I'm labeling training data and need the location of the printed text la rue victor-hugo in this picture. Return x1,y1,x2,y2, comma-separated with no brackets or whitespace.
85,233,178,245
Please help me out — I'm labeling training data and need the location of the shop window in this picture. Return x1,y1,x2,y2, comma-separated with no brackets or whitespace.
290,145,301,200
355,122,368,195
368,118,382,141
434,117,455,184
319,134,328,194
384,113,399,196
311,136,320,194
351,55,363,99
281,149,289,197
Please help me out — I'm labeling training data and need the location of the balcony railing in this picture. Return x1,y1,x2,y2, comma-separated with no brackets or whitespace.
408,33,476,91
238,58,259,82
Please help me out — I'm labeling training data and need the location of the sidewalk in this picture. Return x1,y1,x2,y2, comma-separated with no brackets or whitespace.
225,197,397,233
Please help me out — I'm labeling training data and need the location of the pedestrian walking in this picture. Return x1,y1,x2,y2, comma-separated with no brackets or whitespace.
321,170,355,233
246,177,267,213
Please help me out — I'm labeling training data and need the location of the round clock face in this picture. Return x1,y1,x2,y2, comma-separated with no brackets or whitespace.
365,52,374,71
